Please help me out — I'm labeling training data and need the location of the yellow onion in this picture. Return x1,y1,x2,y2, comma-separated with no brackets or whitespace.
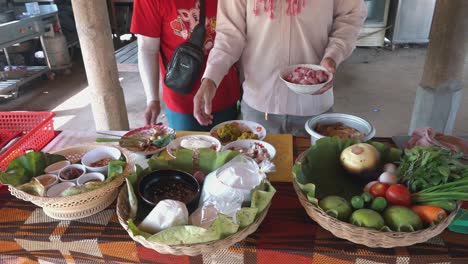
340,143,381,180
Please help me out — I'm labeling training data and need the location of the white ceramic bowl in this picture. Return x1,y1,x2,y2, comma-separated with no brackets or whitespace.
77,172,105,186
166,135,222,158
35,174,59,189
221,140,276,161
44,160,71,175
47,182,76,197
58,164,86,184
305,113,376,145
81,146,121,175
279,64,333,95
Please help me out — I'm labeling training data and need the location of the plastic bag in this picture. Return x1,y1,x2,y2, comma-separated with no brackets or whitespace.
199,155,266,219
189,203,219,228
138,199,189,234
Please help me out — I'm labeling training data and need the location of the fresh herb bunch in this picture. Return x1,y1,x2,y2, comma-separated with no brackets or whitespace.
397,146,468,192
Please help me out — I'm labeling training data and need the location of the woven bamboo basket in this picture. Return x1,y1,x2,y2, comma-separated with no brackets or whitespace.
116,183,271,256
7,144,136,220
292,152,459,248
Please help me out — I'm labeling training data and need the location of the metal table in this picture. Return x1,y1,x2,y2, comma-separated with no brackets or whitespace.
0,5,58,98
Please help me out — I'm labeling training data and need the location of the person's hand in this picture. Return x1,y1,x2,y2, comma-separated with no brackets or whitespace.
144,100,161,125
194,78,217,126
314,57,337,95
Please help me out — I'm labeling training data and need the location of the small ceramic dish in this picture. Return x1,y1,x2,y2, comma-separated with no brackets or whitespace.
77,172,105,186
47,182,76,197
44,160,71,175
58,164,86,184
81,146,121,175
35,174,59,189
166,135,222,158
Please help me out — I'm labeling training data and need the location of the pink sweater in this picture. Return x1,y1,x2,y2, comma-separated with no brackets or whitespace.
203,0,367,116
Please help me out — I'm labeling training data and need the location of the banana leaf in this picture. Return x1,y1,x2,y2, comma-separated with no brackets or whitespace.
295,137,402,201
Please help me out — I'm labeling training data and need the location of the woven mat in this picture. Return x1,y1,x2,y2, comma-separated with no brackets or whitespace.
0,134,467,263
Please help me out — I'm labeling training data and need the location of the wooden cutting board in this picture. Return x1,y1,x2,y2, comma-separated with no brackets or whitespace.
160,131,294,182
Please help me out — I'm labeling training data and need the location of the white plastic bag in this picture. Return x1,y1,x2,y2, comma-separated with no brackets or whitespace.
138,199,189,234
199,155,266,218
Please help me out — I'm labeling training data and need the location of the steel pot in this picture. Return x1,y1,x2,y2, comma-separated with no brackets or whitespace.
305,113,376,145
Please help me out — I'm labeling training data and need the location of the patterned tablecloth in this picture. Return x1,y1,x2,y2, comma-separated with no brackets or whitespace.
0,132,467,264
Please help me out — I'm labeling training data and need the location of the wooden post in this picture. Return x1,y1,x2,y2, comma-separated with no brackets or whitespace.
409,0,467,135
71,0,129,130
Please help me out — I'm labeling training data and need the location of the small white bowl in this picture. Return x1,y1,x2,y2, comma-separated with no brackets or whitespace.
35,174,59,189
166,135,222,158
58,164,86,184
279,64,333,95
77,172,105,186
44,160,71,175
47,182,76,197
81,146,121,175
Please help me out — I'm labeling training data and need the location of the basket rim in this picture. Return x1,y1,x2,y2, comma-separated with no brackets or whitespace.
5,144,135,203
292,179,459,237
116,181,272,249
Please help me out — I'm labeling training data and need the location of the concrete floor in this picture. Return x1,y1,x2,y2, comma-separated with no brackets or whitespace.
1,46,467,137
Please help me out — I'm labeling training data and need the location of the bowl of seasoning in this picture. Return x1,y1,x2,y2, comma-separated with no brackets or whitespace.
58,164,86,184
81,146,121,175
35,174,59,189
44,160,71,175
137,169,200,213
77,172,105,186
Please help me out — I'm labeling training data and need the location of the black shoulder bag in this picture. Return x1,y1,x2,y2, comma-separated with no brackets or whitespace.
163,0,206,94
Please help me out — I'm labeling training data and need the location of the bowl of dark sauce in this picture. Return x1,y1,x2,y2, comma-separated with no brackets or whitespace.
137,169,200,213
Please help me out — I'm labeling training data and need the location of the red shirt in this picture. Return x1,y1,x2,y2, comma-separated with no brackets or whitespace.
131,0,240,114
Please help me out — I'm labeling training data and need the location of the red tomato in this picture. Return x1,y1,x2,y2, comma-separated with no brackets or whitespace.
386,184,412,207
369,182,389,197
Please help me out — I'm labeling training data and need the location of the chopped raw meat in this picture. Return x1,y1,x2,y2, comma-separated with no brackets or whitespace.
285,66,329,85
406,127,468,155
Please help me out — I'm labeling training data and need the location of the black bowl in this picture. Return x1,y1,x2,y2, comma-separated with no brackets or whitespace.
137,169,201,213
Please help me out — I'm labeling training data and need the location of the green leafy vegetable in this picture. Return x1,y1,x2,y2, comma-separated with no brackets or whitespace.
398,146,468,192
106,160,127,182
0,152,66,186
17,178,46,196
96,133,175,148
61,182,106,196
152,133,175,148
236,208,258,228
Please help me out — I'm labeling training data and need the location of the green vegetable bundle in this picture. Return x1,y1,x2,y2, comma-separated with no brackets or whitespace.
398,146,468,192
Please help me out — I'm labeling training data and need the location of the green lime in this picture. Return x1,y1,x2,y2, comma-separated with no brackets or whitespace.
361,192,373,204
351,196,365,209
370,197,388,212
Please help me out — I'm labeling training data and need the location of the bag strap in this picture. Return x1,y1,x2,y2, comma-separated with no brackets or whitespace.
189,0,206,47
161,0,206,66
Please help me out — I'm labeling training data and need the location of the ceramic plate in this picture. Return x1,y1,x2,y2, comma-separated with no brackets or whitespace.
222,139,276,163
120,125,176,155
210,120,267,144
166,135,222,158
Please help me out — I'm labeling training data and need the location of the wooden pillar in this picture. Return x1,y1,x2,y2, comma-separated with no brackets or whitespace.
409,0,467,135
71,0,130,130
